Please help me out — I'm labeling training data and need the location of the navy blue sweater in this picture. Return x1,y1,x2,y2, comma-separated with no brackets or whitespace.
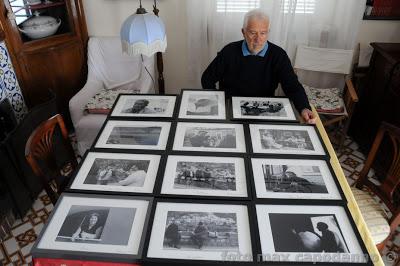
201,41,311,112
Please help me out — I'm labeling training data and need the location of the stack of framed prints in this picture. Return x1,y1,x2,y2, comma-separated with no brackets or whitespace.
32,90,373,265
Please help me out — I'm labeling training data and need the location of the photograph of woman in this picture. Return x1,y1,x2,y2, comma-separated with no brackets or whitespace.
71,212,104,241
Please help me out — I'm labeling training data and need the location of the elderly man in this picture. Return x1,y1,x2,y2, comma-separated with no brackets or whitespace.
201,9,316,124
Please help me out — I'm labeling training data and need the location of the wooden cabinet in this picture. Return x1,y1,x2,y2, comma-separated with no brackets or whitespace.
0,0,88,127
349,43,400,178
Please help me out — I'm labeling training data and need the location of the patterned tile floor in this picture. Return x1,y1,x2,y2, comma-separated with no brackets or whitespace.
0,134,399,265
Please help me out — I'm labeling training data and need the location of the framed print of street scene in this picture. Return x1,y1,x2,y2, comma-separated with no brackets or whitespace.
251,158,342,200
111,94,177,118
160,155,248,199
146,201,253,262
231,96,297,122
178,90,226,120
173,122,246,153
249,124,326,156
69,152,161,194
95,120,171,150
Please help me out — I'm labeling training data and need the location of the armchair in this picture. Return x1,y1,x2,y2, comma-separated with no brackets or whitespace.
69,37,155,155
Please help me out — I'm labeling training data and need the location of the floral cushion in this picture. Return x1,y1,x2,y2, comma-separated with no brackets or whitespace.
303,85,344,113
85,88,139,114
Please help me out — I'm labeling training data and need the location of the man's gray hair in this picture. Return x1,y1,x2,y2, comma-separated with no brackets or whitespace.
243,9,270,29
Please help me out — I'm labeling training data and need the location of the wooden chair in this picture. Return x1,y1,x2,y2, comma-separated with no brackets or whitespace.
352,122,400,253
294,45,358,149
25,114,77,205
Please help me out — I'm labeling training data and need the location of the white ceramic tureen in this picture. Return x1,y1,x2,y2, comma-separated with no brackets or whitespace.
19,12,61,39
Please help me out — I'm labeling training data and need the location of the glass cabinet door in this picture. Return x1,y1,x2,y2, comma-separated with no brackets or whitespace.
7,0,72,42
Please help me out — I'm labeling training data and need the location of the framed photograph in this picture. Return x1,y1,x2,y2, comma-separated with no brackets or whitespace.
173,122,246,153
251,158,343,201
110,94,177,118
68,152,161,194
146,200,253,263
178,89,226,120
32,193,152,262
249,124,326,156
94,120,171,150
159,155,249,199
231,96,297,122
255,204,370,264
363,0,400,20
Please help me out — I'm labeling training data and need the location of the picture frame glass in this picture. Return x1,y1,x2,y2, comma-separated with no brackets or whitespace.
111,95,176,117
232,97,296,121
178,90,226,119
147,202,253,261
70,152,161,193
251,158,341,200
95,120,171,150
249,124,325,155
256,204,367,263
161,155,248,197
37,195,150,255
173,122,246,153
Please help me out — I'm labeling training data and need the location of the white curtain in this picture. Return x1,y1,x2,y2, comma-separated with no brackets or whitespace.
186,0,366,88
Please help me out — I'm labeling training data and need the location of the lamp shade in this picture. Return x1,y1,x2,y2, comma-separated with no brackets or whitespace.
121,13,167,57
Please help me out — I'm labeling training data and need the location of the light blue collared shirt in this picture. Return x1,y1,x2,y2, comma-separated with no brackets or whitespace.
242,40,269,57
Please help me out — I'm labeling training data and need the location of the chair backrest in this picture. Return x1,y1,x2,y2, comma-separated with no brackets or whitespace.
25,114,77,204
294,45,354,75
87,37,155,90
355,122,400,231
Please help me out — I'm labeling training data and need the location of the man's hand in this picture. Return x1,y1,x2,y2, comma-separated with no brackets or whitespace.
301,108,316,124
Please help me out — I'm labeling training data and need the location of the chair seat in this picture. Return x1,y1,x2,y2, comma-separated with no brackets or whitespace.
351,187,391,244
303,85,345,114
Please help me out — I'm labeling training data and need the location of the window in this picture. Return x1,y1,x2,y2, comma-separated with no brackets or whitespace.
217,0,260,13
282,0,316,14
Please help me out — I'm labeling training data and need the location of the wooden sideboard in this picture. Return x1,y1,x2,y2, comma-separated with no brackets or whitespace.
0,0,88,128
349,42,400,178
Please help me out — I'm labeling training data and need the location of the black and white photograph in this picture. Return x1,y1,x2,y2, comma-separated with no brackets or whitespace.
69,152,160,193
111,95,176,117
173,122,246,153
95,120,171,150
163,211,239,250
35,194,151,256
249,124,326,155
147,202,253,261
161,155,247,198
231,97,296,121
251,158,342,200
178,90,226,119
256,204,367,263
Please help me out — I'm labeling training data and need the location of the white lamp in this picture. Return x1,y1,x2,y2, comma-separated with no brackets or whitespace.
120,0,167,93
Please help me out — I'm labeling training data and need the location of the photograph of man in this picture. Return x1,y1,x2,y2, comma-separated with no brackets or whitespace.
316,222,347,253
164,218,181,249
191,221,209,249
123,99,156,114
117,165,147,187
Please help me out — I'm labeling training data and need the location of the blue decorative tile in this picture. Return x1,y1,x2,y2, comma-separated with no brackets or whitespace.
0,42,27,122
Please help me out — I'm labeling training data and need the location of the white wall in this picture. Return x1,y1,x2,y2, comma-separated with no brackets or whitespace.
83,1,400,93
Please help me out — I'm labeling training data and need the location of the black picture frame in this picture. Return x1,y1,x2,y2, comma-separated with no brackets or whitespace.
108,93,179,120
227,96,299,123
31,193,154,263
246,122,329,158
92,118,175,152
154,152,253,201
251,202,373,265
65,149,167,197
248,154,346,205
142,198,258,266
177,89,227,121
171,120,248,154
